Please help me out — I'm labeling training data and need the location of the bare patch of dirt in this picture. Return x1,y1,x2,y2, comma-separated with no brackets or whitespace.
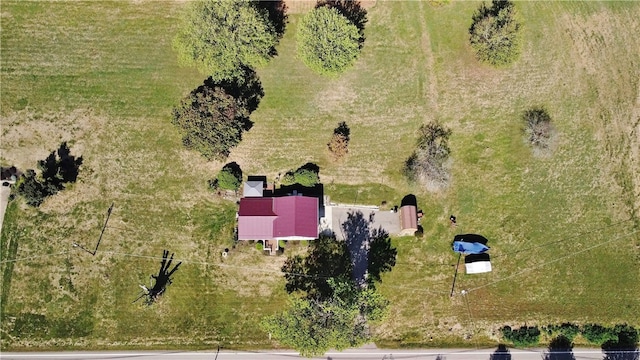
0,109,101,170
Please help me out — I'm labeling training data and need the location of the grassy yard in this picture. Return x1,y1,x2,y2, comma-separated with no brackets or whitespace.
1,0,639,351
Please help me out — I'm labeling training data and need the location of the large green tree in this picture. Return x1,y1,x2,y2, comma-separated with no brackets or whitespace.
173,0,283,80
172,71,263,160
262,279,388,357
297,6,361,76
469,0,521,66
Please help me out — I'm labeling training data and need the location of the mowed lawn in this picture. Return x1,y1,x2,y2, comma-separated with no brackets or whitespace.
1,0,639,350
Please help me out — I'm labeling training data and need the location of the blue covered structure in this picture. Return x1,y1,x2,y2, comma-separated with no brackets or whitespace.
452,241,489,254
452,234,490,254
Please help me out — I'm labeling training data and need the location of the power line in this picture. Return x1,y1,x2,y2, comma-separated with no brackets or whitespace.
464,229,640,294
490,216,636,260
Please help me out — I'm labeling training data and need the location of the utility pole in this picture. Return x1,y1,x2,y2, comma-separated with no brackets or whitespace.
450,253,462,297
73,202,114,256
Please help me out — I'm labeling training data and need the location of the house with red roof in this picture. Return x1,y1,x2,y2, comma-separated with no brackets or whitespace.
238,179,320,253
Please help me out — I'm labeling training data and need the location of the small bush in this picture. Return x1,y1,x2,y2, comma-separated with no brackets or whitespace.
280,163,320,187
581,324,618,346
216,162,243,191
328,134,349,160
278,240,286,248
294,169,320,187
256,242,264,251
523,107,554,150
469,0,521,66
501,325,541,348
328,121,350,160
403,122,452,191
16,143,83,207
16,170,49,207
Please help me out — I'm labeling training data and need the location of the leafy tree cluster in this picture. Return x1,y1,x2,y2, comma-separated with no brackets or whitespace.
173,0,286,80
469,0,521,66
172,71,263,160
581,323,619,346
543,323,580,342
269,229,396,357
403,122,452,191
297,2,366,76
501,323,639,352
210,162,243,191
327,121,350,161
262,278,388,358
16,142,83,207
280,163,320,187
500,325,541,348
523,106,555,151
172,1,286,159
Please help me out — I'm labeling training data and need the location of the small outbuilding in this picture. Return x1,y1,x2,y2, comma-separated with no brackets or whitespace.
398,194,418,236
399,205,417,235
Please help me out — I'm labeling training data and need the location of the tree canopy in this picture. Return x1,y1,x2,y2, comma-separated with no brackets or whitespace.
469,0,521,66
171,71,263,160
173,0,284,80
281,234,352,300
261,279,388,357
297,6,361,76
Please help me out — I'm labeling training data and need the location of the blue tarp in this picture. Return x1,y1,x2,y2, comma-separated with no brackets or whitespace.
452,241,490,254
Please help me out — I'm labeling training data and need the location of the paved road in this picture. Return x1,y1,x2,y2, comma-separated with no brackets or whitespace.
0,185,11,235
0,348,619,360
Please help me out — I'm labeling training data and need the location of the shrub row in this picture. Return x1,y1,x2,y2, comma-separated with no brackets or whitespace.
500,323,639,348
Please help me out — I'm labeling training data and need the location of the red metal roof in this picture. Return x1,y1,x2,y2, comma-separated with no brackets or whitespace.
237,196,318,240
273,197,319,239
238,198,276,216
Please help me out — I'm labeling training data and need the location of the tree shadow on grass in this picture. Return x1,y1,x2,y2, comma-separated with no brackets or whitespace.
341,210,370,287
333,121,351,141
256,0,288,40
543,335,576,360
490,344,512,360
341,211,396,287
316,0,368,50
603,325,639,360
281,234,352,300
316,0,368,41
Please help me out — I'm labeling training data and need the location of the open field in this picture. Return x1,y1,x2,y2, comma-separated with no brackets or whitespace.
1,0,639,351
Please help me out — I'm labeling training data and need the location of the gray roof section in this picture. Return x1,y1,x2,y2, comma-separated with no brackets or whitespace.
243,181,264,197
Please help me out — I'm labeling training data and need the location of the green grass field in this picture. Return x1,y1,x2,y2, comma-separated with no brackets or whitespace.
1,0,639,350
